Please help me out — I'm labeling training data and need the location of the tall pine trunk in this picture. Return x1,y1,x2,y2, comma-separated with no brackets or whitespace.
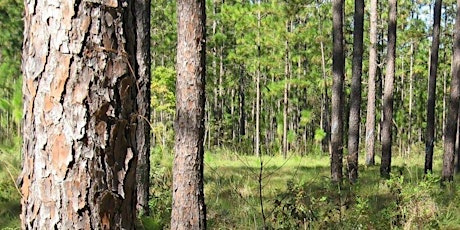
365,0,378,166
21,1,150,228
442,0,460,183
347,0,364,183
425,0,442,174
381,0,397,178
331,0,345,183
171,0,207,228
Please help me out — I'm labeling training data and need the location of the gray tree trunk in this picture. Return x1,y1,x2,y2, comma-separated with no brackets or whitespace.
442,0,460,183
331,0,345,183
347,0,364,183
425,0,442,174
381,0,397,178
365,0,378,166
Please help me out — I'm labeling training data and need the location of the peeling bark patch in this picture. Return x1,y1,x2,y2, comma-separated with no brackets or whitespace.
50,54,71,100
50,134,72,180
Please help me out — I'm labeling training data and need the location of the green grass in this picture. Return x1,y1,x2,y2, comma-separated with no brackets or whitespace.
0,142,21,230
3,143,460,229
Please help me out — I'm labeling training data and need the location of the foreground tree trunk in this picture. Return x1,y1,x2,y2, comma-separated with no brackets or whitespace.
21,1,150,228
171,0,207,228
347,0,364,183
381,0,397,178
365,0,378,166
443,0,460,183
331,0,345,183
425,0,442,174
135,0,152,215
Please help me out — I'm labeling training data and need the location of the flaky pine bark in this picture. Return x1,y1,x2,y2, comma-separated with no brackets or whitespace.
134,0,151,215
347,0,364,183
331,0,344,183
171,0,207,228
21,0,150,229
365,0,378,166
381,0,397,178
425,0,442,174
443,0,460,183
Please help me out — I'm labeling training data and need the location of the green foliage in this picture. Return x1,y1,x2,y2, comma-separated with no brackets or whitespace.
0,140,21,229
151,67,176,113
151,67,176,149
145,147,173,229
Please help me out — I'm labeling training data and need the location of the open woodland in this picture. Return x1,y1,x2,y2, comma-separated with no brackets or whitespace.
2,0,460,229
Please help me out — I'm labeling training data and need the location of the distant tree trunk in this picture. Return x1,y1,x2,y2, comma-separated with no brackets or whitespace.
171,0,207,228
381,0,397,178
456,113,460,172
255,0,261,157
331,0,345,183
21,1,149,228
283,37,290,159
317,6,331,154
442,0,460,183
425,0,442,174
365,0,378,166
239,67,246,137
347,0,364,183
320,40,331,154
408,42,414,156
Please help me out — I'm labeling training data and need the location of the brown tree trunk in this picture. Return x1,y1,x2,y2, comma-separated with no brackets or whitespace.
381,0,397,178
425,0,442,174
347,0,364,183
442,0,460,183
365,0,378,166
331,0,345,183
21,1,149,229
171,0,207,228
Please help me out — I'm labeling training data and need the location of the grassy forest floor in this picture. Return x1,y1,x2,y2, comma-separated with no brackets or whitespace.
2,143,460,229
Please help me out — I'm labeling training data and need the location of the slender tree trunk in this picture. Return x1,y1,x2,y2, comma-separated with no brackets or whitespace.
21,1,149,228
255,0,261,157
283,36,290,159
365,0,378,166
347,0,364,183
331,0,345,183
442,0,460,183
408,42,414,156
443,71,447,144
456,113,460,172
381,0,397,178
171,0,207,228
425,0,442,174
239,67,246,137
320,40,331,154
